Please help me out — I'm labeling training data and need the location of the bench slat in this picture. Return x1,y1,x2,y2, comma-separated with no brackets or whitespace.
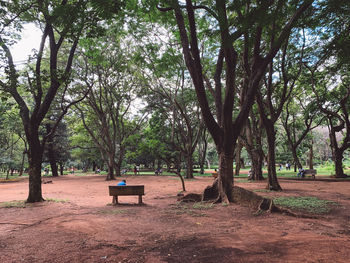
109,185,144,196
109,185,145,204
303,169,317,174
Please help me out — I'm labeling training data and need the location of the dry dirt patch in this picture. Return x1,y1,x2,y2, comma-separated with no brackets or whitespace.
1,174,350,262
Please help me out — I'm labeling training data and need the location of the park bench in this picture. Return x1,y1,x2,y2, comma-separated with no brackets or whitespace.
108,185,145,204
301,169,317,179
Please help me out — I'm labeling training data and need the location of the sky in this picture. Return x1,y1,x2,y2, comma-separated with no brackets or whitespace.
10,23,42,67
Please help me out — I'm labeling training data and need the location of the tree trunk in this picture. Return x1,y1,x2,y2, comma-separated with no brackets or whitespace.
265,125,282,191
334,150,346,178
309,147,313,170
291,146,302,171
185,155,193,179
235,142,242,176
48,149,59,177
329,130,346,178
217,152,234,203
59,162,64,175
106,154,116,180
250,149,264,180
27,140,44,202
19,150,26,176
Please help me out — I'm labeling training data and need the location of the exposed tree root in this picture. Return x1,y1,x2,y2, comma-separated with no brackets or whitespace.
179,184,320,218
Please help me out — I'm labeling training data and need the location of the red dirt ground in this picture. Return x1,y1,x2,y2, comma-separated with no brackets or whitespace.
0,174,350,263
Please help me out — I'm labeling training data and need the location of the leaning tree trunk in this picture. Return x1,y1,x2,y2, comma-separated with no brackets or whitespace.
265,125,282,191
27,136,45,203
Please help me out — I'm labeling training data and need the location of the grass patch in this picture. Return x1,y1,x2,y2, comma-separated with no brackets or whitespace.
73,173,90,177
46,198,69,203
273,196,337,214
192,202,214,210
0,200,26,208
170,203,211,217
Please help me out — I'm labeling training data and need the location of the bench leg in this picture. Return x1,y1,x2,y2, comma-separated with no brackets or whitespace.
312,174,315,179
112,196,118,205
138,195,142,204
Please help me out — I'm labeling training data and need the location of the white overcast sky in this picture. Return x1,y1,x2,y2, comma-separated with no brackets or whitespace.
10,23,42,65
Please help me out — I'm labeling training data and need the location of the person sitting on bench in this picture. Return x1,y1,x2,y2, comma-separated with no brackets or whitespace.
117,179,126,186
297,168,305,178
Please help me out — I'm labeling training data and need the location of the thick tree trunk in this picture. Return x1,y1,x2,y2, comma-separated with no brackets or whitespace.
48,151,58,177
250,149,264,180
27,140,44,203
329,130,346,178
115,165,121,177
185,155,193,179
265,125,282,191
217,152,234,203
106,154,116,180
334,149,346,178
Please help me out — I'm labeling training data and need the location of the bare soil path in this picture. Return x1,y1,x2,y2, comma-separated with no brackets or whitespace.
1,174,349,263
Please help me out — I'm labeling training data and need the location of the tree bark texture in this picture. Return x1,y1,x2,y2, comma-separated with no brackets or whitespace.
27,137,44,202
265,123,282,190
217,152,234,203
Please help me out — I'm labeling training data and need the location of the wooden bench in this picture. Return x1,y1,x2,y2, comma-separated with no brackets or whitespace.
301,169,317,179
109,185,145,204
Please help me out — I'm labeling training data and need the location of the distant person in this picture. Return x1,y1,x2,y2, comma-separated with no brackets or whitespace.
155,167,162,175
297,168,305,178
117,179,126,186
134,166,137,176
278,164,282,171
